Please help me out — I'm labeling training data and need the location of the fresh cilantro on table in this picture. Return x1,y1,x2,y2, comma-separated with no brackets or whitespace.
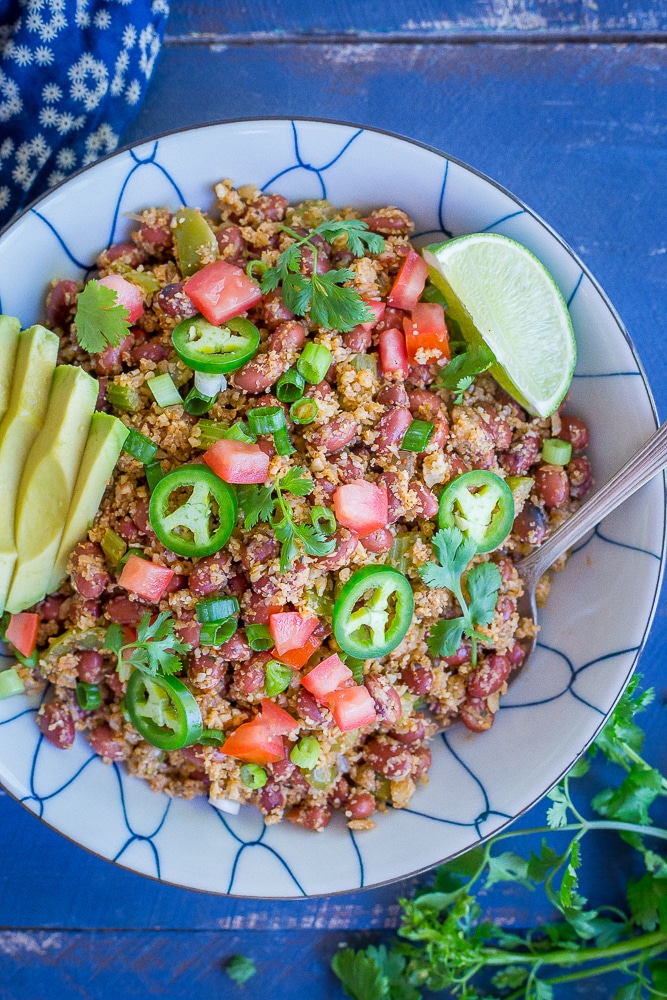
104,611,190,678
331,677,667,1000
434,343,495,404
73,279,131,354
260,219,385,332
224,953,257,985
418,527,501,666
237,466,336,573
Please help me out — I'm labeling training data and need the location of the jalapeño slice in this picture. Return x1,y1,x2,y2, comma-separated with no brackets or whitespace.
126,670,203,750
148,464,237,558
333,565,414,659
171,315,260,374
438,470,514,553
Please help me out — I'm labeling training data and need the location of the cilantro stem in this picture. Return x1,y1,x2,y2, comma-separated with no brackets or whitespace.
482,929,667,969
505,945,667,997
617,739,667,793
491,819,667,843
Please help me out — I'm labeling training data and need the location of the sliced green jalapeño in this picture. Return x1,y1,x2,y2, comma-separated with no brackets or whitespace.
438,470,514,553
148,464,237,558
171,315,260,374
333,565,414,659
126,670,203,750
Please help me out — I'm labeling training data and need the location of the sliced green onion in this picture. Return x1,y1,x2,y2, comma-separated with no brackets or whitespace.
195,596,240,624
289,398,318,425
107,382,142,413
199,617,237,647
240,762,267,789
222,420,257,444
199,728,226,747
247,405,286,435
289,736,321,770
123,428,158,464
0,667,25,700
101,528,127,567
276,368,306,403
311,505,336,536
350,353,378,375
148,373,182,408
194,370,227,396
76,681,101,711
245,624,273,651
183,386,216,415
273,426,296,456
542,438,573,466
401,419,435,453
296,343,332,385
196,419,228,447
245,260,267,282
145,460,165,493
264,659,293,698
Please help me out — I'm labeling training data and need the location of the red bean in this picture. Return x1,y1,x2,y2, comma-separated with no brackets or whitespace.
189,653,226,692
307,413,358,454
38,701,75,749
328,777,351,808
497,596,516,622
105,596,150,625
408,389,443,420
411,746,432,779
95,377,109,411
100,241,146,268
227,572,248,598
343,326,372,353
405,362,438,388
300,245,331,278
165,573,187,595
132,341,170,365
314,476,335,499
248,193,289,222
131,500,154,536
271,758,309,790
189,552,233,597
318,528,359,571
269,320,306,357
297,688,327,725
364,737,413,780
77,650,104,684
378,383,410,407
533,464,570,508
361,528,394,554
390,717,426,745
346,790,377,820
138,222,173,252
217,630,252,663
70,542,110,600
364,674,402,725
232,353,288,394
467,654,512,698
216,225,246,264
441,641,471,668
242,593,284,625
374,407,413,453
89,725,129,761
459,697,495,733
39,594,66,621
501,433,540,476
240,534,280,573
400,664,434,696
174,616,201,648
156,282,199,320
117,518,140,543
287,804,332,831
46,279,79,329
106,670,126,696
233,652,269,695
410,480,439,519
479,403,512,450
258,778,286,814
377,471,404,523
559,415,589,451
567,456,593,499
427,416,450,452
261,289,295,331
362,211,412,235
376,307,407,333
513,501,548,545
507,640,526,667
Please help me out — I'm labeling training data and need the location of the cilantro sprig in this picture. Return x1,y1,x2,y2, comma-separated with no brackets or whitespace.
260,220,385,332
104,611,190,678
418,527,501,666
435,343,495,404
73,279,131,354
237,466,336,573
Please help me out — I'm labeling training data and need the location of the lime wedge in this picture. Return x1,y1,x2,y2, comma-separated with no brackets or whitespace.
422,233,576,418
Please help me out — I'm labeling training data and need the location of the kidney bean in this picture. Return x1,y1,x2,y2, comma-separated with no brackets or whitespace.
269,320,306,357
300,245,331,278
188,552,233,597
345,790,377,820
533,463,570,508
364,674,402,725
343,325,373,353
95,376,109,411
361,528,394,554
39,594,66,621
410,480,439,519
378,383,410,407
227,572,248,599
307,380,334,401
314,476,336,499
94,345,122,376
287,803,332,831
567,456,593,499
253,574,281,599
507,640,526,667
242,592,284,625
217,630,252,663
478,403,512,450
400,663,434,696
513,501,548,545
377,471,404,523
459,697,495,733
174,616,201,648
497,596,516,622
297,688,327,726
411,746,432,780
364,736,413,780
70,542,110,600
559,415,589,451
390,716,426,745
271,758,310,791
406,362,438,388
117,518,141,544
467,654,512,699
233,652,270,695
215,224,246,264
100,241,146,268
332,452,365,483
408,389,443,421
500,433,541,476
240,534,280,573
165,573,187,595
374,407,413,454
261,288,295,331
77,650,105,684
189,653,226,692
330,249,355,269
307,413,358,454
132,340,170,365
249,193,288,222
156,282,199,320
376,307,406,333
258,778,286,814
105,595,150,625
89,725,129,761
38,701,75,749
441,640,471,668
106,670,126,696
328,776,351,808
130,500,153,536
318,528,359,571
232,353,288,394
362,211,412,235
138,222,173,253
427,416,450,452
46,279,79,329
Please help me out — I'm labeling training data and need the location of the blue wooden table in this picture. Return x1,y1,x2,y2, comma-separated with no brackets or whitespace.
1,3,667,997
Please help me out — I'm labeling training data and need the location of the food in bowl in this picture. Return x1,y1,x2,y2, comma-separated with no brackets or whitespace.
0,179,592,832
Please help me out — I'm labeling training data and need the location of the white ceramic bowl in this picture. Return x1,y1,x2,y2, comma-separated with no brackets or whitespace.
0,118,664,898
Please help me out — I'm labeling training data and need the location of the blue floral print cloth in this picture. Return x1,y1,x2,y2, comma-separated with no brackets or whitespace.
0,0,169,228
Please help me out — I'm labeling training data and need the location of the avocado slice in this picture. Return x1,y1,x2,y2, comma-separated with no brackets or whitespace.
0,325,59,612
6,364,99,613
0,316,21,424
48,411,130,594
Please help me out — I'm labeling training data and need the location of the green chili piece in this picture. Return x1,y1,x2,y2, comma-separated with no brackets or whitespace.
0,668,25,700
173,207,219,278
107,382,142,413
76,681,101,711
101,528,127,567
123,428,158,464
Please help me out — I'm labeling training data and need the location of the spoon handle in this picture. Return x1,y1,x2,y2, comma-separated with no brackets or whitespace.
516,419,667,585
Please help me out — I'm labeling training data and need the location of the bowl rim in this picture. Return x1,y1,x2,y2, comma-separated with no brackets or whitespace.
0,114,664,899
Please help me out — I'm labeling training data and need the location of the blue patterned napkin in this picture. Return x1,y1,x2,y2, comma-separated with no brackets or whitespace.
0,0,169,228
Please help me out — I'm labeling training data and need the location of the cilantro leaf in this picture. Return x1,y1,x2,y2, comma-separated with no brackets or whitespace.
314,218,385,257
591,765,663,825
224,954,257,985
426,616,466,658
309,269,370,331
434,344,495,399
74,279,131,354
115,612,190,677
292,520,336,558
279,466,314,497
418,527,476,595
466,561,502,627
237,484,275,529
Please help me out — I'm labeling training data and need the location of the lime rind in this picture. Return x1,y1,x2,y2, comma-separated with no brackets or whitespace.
422,233,576,418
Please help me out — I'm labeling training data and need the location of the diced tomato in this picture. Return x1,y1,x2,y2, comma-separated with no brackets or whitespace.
118,555,175,602
301,653,353,702
183,260,262,326
379,327,409,379
245,602,285,626
386,250,429,311
258,697,297,735
333,481,389,537
5,612,39,658
327,685,377,732
403,302,450,364
358,298,386,331
98,274,144,323
204,438,269,484
220,698,297,765
269,612,319,656
273,633,322,669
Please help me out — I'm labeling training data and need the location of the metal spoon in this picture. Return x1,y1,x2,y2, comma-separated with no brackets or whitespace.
515,419,667,660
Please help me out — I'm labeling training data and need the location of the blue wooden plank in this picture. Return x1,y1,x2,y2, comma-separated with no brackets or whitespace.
166,0,667,36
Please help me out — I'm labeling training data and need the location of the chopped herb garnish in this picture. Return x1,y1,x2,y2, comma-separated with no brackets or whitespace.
224,954,257,986
73,279,131,354
434,343,495,403
104,611,190,678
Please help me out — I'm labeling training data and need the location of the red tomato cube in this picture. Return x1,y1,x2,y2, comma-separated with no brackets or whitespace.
258,697,298,735
301,653,353,702
273,633,322,669
327,685,377,732
386,250,429,311
5,611,39,658
219,719,285,764
98,274,144,323
203,439,270,484
403,302,450,364
333,481,389,537
118,554,175,602
379,327,409,379
357,298,386,331
183,260,262,326
269,612,319,656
